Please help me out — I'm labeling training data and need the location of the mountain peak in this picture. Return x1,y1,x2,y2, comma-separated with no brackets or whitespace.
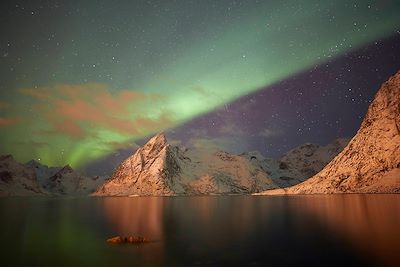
147,132,167,145
93,131,181,196
60,164,74,173
26,159,48,168
141,132,169,155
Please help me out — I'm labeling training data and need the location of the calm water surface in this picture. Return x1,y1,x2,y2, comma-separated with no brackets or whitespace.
0,195,399,267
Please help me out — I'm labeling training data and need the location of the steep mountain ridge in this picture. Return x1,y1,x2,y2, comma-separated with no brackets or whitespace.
258,70,400,194
94,134,184,195
0,155,45,196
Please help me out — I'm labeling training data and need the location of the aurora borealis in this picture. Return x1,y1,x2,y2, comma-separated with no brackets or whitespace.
1,0,400,171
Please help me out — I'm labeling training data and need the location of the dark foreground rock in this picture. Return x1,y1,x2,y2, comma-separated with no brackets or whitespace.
106,236,148,244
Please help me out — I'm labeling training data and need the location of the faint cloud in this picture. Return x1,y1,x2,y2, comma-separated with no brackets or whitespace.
15,140,49,148
102,140,140,151
187,136,243,154
188,128,209,137
188,137,221,153
258,127,281,138
191,85,224,103
18,87,53,100
219,122,246,136
240,98,257,112
54,120,86,139
19,83,172,139
0,117,20,127
0,102,10,109
191,86,208,96
54,98,140,134
18,83,108,101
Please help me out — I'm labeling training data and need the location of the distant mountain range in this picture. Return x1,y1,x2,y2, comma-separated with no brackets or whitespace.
0,156,106,196
1,71,399,196
0,134,347,197
93,133,348,196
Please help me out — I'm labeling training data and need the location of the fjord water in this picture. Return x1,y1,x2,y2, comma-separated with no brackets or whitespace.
0,195,399,267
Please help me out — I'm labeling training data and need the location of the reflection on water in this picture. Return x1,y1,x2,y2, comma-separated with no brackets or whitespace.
102,197,164,239
101,197,166,264
0,198,111,266
0,195,399,266
293,195,400,267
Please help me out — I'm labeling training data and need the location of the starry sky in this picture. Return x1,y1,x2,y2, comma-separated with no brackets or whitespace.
0,0,399,174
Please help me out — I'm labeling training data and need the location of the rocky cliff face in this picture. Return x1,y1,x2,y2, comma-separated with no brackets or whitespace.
259,71,400,194
277,138,349,185
0,155,45,196
43,164,105,195
94,133,184,196
93,133,279,196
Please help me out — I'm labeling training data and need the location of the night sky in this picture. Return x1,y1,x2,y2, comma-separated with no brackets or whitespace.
0,1,399,174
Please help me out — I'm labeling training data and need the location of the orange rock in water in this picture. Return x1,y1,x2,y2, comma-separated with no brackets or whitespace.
107,235,148,244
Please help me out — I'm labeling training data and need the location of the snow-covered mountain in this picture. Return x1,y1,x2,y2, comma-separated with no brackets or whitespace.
275,138,349,186
0,157,106,196
240,138,349,188
0,134,350,197
258,70,400,194
0,155,45,196
93,133,279,196
0,110,363,197
43,164,106,195
93,131,349,196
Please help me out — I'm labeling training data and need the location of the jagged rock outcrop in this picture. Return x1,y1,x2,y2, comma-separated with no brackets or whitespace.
93,133,279,196
0,155,45,196
25,160,107,195
42,164,106,195
257,71,400,194
25,160,61,185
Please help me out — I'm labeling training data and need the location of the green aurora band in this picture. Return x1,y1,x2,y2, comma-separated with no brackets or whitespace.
0,1,399,168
